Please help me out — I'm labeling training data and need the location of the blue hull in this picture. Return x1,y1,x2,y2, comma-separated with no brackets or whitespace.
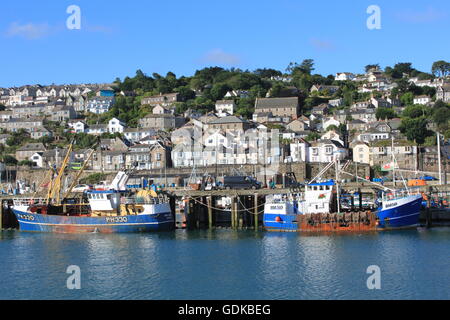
377,196,422,229
264,196,423,232
263,214,298,232
12,210,175,233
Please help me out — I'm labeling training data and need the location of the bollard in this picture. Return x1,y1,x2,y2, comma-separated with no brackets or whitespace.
254,194,259,230
207,196,213,229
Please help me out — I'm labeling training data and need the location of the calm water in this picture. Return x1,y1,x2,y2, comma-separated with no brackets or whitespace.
0,228,449,300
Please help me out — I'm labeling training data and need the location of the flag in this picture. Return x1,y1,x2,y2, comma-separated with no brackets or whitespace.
381,162,398,172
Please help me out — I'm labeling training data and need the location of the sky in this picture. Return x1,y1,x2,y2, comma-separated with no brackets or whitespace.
0,0,449,87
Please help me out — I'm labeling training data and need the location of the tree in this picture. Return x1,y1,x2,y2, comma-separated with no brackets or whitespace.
400,92,414,106
2,155,18,165
80,173,107,185
393,63,414,76
432,60,450,78
399,118,431,145
175,86,196,101
18,160,34,167
402,105,430,119
432,106,450,129
365,64,380,72
254,68,282,79
287,59,315,75
376,108,397,121
306,132,321,142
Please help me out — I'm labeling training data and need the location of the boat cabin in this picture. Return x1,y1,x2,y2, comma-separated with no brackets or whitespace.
87,190,122,212
301,180,336,214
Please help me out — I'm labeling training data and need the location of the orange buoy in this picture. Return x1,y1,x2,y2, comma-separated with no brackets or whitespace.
275,216,282,223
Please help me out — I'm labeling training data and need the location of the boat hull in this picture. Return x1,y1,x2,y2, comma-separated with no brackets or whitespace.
12,209,175,233
377,195,423,230
264,195,423,232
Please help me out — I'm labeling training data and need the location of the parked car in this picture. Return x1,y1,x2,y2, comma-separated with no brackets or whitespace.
222,176,261,190
71,184,92,193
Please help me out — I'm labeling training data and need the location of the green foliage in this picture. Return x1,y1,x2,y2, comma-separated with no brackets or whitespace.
2,155,18,165
431,60,450,77
71,133,98,150
79,173,107,185
254,68,282,79
287,59,315,75
399,117,432,145
402,105,430,119
235,98,255,119
376,107,397,121
305,132,321,142
400,92,414,106
38,135,54,144
365,64,380,72
18,160,35,167
6,130,31,148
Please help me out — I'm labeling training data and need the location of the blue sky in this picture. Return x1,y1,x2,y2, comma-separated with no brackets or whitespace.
0,0,449,87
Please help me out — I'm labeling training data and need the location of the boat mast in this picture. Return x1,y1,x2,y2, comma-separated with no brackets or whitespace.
62,148,96,200
48,143,73,205
392,136,395,187
438,132,443,185
335,159,341,215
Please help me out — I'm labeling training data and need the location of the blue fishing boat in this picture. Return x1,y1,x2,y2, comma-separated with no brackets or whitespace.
11,144,174,234
376,192,423,229
263,180,423,232
12,190,174,233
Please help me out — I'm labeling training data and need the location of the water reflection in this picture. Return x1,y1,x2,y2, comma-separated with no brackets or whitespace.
0,228,449,300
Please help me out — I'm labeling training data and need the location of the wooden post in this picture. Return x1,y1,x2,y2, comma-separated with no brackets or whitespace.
254,194,259,230
231,197,237,229
169,196,176,229
358,188,363,212
238,196,244,229
207,196,213,229
0,200,3,231
426,191,433,229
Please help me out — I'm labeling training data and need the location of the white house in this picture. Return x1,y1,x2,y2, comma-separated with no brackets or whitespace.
322,117,341,132
68,120,87,133
108,118,126,133
356,131,391,143
86,97,115,114
308,140,348,163
124,128,155,143
351,142,370,164
289,139,310,162
335,73,355,81
321,130,344,146
215,100,235,117
86,124,108,135
30,152,44,168
225,90,249,98
413,95,432,105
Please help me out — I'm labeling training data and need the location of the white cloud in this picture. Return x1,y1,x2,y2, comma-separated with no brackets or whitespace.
396,7,447,23
6,22,52,40
310,38,335,51
202,49,241,65
84,24,114,34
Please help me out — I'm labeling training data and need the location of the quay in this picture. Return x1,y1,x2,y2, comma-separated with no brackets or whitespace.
2,183,450,231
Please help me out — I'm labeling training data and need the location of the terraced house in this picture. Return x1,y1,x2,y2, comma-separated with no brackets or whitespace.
254,97,300,120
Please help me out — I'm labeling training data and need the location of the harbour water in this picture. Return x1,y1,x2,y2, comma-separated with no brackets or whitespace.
0,228,449,300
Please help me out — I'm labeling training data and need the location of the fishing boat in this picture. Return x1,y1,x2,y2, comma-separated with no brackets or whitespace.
11,144,174,233
263,159,423,232
263,181,423,232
